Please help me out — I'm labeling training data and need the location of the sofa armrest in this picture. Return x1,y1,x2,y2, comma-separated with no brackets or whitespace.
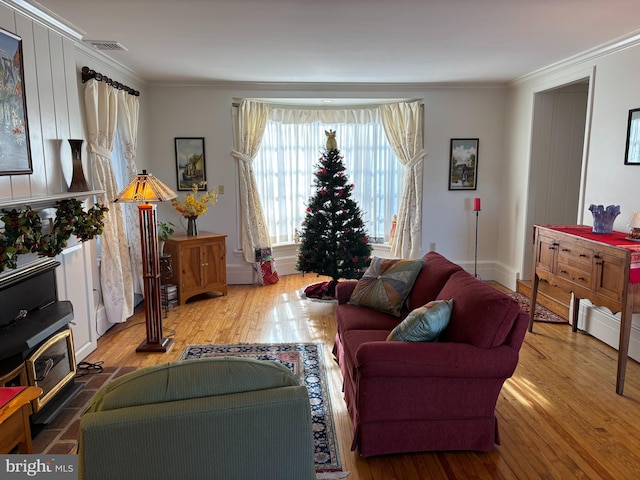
355,341,519,379
336,280,358,304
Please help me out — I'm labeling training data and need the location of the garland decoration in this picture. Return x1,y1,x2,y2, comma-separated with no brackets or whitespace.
0,198,108,272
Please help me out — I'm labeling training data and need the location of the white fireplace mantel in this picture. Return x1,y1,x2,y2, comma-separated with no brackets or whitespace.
0,190,105,211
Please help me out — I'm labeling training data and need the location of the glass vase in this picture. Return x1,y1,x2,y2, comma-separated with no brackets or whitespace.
187,216,198,236
589,204,620,234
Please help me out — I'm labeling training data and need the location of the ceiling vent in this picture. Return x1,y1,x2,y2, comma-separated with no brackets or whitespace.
84,40,128,51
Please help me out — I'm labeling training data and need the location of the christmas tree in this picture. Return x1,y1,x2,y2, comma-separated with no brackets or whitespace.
297,130,372,298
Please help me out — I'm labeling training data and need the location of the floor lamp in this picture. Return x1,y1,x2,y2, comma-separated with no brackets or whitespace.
114,170,177,352
473,197,481,278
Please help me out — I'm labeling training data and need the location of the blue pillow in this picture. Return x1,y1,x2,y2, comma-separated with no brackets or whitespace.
386,300,453,342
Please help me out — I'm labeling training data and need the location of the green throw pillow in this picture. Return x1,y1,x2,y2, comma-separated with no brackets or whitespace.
348,257,425,317
387,299,453,342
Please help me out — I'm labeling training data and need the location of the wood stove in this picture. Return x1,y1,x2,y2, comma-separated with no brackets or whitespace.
0,258,83,424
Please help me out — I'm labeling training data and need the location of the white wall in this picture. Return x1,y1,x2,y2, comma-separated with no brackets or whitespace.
146,84,507,283
504,37,640,361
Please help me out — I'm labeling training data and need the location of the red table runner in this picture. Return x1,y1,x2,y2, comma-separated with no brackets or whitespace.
0,386,26,408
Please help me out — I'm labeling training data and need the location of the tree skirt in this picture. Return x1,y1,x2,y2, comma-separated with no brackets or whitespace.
302,281,339,300
180,342,348,479
510,292,568,324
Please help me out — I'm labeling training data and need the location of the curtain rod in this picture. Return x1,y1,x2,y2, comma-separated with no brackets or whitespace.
81,66,140,96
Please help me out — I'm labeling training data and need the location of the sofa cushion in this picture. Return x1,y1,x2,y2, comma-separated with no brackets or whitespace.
342,329,390,376
387,300,453,342
348,257,424,317
406,252,464,311
336,303,404,335
436,270,521,348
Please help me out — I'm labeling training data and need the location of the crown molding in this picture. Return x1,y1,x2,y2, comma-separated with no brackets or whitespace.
511,28,640,86
4,0,84,41
150,80,507,91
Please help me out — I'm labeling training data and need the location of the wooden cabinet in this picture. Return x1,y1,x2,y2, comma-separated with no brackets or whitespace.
530,225,640,395
164,232,227,305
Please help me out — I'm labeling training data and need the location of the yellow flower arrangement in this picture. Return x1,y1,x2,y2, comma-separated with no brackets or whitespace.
171,181,218,218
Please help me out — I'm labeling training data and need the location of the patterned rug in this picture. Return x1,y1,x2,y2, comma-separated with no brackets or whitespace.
510,292,568,324
180,342,348,479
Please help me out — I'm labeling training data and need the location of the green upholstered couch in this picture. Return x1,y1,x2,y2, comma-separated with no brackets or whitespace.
78,357,316,480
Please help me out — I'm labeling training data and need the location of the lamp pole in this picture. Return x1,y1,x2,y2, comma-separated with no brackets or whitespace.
473,198,481,278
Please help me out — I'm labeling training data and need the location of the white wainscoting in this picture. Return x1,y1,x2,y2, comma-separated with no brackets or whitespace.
573,299,640,363
56,241,97,362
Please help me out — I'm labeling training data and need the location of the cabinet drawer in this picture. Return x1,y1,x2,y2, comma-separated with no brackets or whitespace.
557,243,593,269
557,261,591,288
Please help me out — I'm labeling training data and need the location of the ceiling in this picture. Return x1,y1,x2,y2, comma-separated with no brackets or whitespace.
27,0,640,85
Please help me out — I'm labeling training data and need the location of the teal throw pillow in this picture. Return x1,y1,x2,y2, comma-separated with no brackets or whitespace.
387,299,453,342
348,257,425,317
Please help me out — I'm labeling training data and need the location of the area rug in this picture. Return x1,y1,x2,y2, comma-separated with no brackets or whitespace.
180,342,348,479
510,292,568,324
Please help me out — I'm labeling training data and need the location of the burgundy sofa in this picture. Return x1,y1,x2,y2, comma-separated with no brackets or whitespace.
333,252,528,457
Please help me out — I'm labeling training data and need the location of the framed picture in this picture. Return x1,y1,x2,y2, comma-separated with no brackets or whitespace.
448,138,478,190
0,28,32,175
624,108,640,165
175,137,207,191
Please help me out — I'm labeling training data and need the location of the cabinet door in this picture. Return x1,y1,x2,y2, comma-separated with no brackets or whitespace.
182,243,205,290
535,233,558,274
203,240,226,286
594,251,626,302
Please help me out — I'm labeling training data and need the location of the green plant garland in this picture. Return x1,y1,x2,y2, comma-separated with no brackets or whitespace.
0,198,108,272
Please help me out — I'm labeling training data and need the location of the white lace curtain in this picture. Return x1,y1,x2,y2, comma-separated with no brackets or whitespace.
380,101,425,259
116,91,142,295
231,100,271,263
234,99,425,263
84,79,135,324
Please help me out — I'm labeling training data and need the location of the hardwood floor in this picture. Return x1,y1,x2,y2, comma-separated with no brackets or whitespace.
82,274,640,480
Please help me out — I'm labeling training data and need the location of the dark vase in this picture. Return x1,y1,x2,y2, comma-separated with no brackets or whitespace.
187,216,198,236
68,139,90,192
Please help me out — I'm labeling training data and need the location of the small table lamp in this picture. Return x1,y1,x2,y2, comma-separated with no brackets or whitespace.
627,211,640,240
114,170,177,352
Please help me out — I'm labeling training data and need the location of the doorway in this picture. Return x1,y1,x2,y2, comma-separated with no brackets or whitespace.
521,79,590,280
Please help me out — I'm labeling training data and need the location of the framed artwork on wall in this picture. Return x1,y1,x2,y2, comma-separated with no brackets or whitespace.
175,137,207,191
624,108,640,165
0,28,32,175
448,138,478,190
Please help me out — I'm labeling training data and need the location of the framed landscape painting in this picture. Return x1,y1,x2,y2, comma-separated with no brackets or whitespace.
0,28,32,175
175,137,207,191
448,138,478,190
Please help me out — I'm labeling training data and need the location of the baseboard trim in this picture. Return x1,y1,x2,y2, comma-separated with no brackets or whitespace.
578,301,640,363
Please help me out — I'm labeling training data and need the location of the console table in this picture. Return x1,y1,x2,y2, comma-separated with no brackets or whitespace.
0,386,43,453
530,225,640,395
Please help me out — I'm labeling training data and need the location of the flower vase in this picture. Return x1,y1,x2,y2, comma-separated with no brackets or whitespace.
187,216,198,236
589,204,620,234
67,139,90,192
